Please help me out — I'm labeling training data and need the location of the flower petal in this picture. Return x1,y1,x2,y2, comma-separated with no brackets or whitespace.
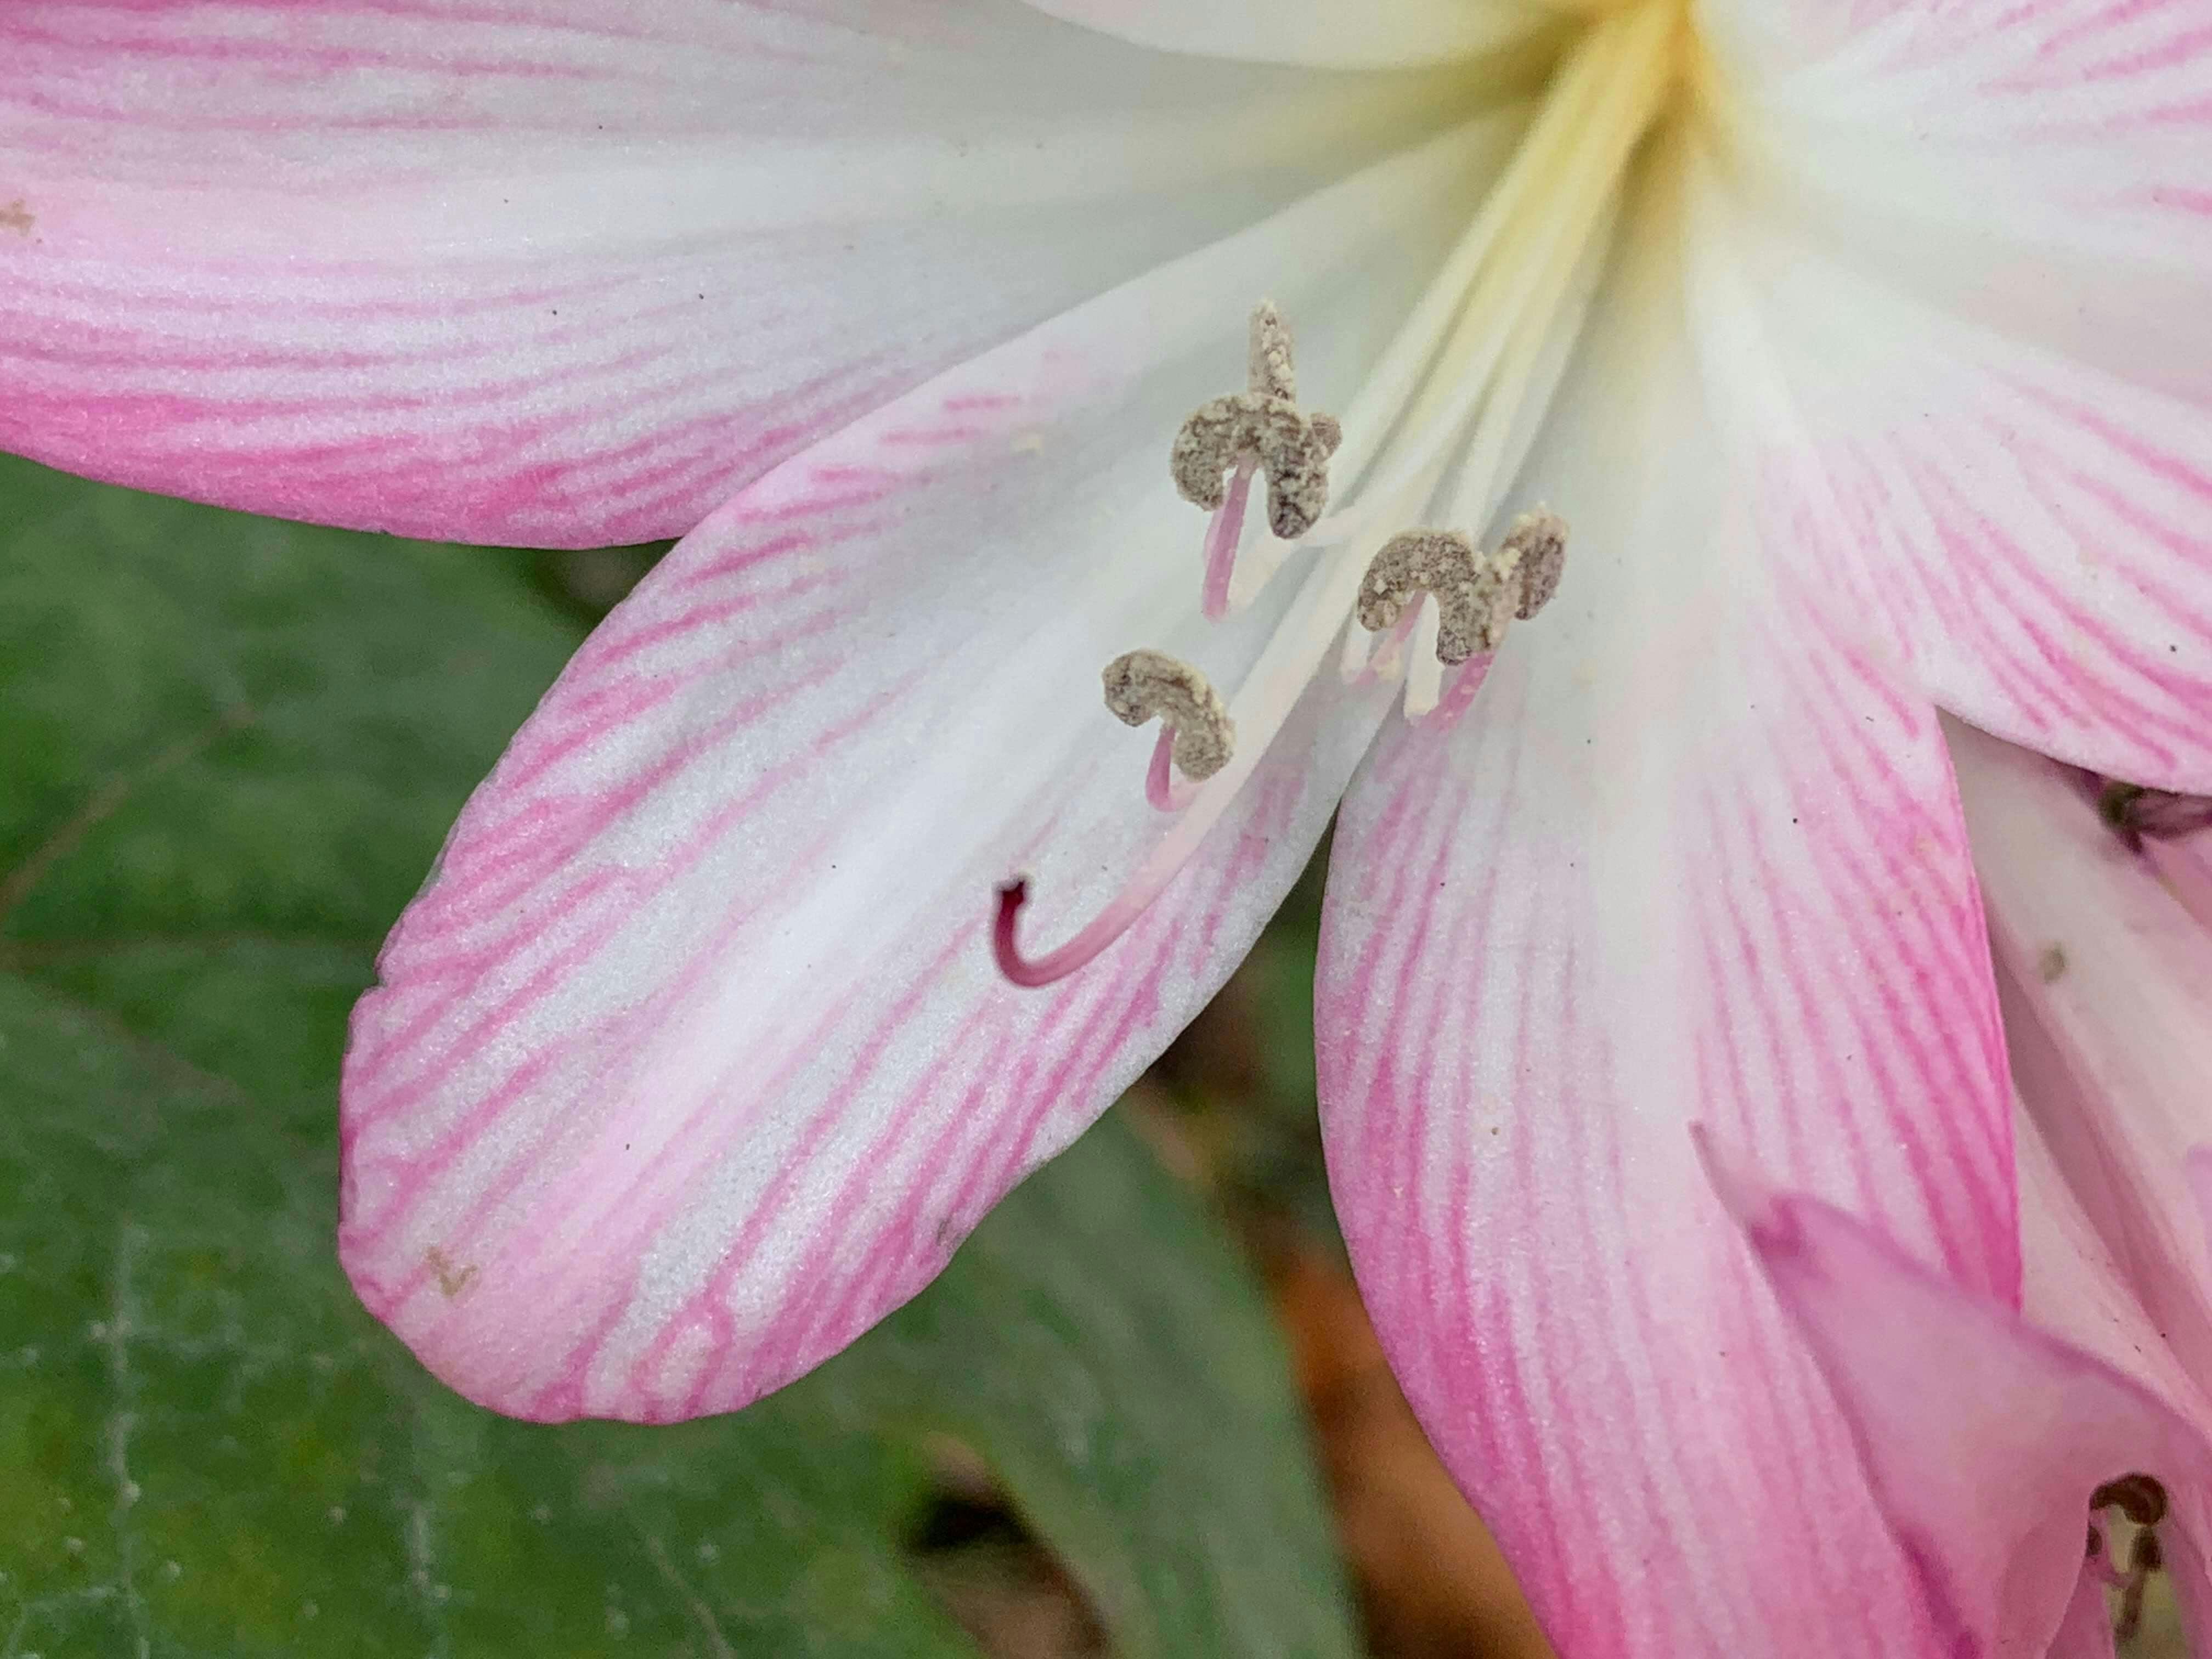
2146,824,2212,937
1674,149,2212,791
1703,0,2212,336
2018,1092,2208,1430
338,117,1515,1422
1015,0,1559,69
1708,1142,2212,1659
2049,1560,2119,1659
1952,719,2212,1403
0,0,1482,545
1316,150,2016,1655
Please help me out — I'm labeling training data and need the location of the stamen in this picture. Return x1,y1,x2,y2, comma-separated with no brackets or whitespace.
994,8,1677,996
1248,296,1298,401
1358,531,1515,664
2117,1526,2163,1641
1367,602,1424,684
1172,302,1344,544
1425,654,1494,727
1358,509,1568,666
1102,648,1234,782
1403,600,1446,716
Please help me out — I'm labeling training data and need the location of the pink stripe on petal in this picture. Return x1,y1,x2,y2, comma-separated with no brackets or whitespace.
1679,165,2212,794
1706,0,2212,267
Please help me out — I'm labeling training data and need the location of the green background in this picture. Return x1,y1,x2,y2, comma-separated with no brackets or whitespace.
0,454,1361,1658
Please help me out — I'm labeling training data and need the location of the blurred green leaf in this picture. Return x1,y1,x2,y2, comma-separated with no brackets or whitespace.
0,456,1359,1658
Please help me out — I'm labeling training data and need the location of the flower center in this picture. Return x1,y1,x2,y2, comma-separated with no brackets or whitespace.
996,1,1690,986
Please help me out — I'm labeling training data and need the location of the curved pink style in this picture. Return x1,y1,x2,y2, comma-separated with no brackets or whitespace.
992,877,1139,989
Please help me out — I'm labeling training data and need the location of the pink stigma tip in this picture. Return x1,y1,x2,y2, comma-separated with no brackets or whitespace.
992,873,1144,990
993,879,1055,988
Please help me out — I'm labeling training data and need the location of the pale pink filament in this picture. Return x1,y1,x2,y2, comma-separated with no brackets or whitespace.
1423,654,1493,726
1144,727,1202,812
1359,603,1424,685
1201,458,1256,622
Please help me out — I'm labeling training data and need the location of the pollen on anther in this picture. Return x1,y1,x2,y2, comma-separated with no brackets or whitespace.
1358,529,1517,665
1102,648,1233,780
1358,509,1570,666
1502,507,1568,618
1171,302,1343,543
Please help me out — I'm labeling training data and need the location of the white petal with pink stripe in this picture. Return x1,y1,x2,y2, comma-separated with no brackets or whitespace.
1316,156,2017,1655
1957,724,2212,1401
0,0,1485,544
338,120,1510,1421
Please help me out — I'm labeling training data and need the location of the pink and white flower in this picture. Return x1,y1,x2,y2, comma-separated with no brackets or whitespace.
5,1,2210,1652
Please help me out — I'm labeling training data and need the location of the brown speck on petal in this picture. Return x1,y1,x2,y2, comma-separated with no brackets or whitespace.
424,1246,479,1300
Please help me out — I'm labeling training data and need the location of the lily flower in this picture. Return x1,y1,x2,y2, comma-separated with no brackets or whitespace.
5,2,2209,1652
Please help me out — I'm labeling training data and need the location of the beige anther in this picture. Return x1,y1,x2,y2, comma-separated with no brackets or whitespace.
1171,302,1344,540
1248,298,1299,400
1501,507,1568,619
1102,650,1235,780
1358,508,1570,665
